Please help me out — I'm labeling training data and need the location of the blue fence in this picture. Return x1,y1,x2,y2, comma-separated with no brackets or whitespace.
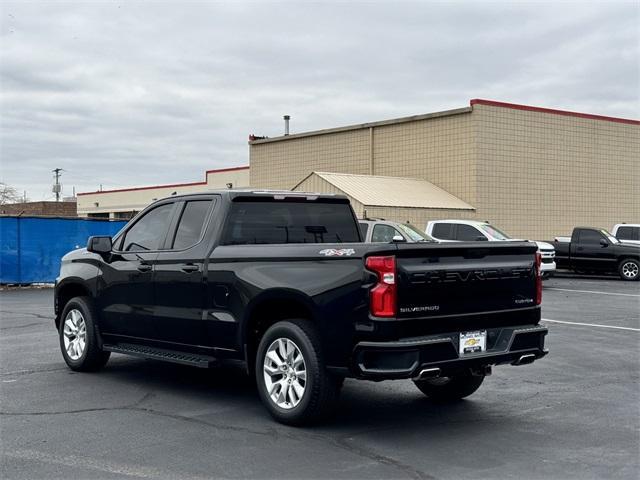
0,216,127,284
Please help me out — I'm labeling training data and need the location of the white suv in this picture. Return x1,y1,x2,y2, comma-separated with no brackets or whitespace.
426,220,556,278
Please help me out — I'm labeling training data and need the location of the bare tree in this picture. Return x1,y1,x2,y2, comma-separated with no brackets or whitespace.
0,182,25,205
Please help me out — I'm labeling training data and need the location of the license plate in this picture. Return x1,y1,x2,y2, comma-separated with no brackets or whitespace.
459,330,487,355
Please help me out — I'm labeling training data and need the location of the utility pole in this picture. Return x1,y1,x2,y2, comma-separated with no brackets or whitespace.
52,168,63,202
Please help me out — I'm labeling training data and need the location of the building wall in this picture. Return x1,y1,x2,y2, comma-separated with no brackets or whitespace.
77,167,249,218
372,113,476,205
473,104,640,239
251,101,639,240
250,129,372,190
0,201,77,217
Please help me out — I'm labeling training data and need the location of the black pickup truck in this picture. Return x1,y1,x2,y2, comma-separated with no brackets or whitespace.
55,190,548,424
552,227,640,281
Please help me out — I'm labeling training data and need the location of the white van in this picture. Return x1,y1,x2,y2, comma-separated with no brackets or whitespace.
426,220,556,278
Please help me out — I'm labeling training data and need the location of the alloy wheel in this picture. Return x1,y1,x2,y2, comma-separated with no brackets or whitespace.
263,338,307,409
622,262,639,279
63,309,87,360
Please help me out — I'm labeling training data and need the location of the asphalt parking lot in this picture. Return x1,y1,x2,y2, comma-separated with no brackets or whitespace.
1,275,638,480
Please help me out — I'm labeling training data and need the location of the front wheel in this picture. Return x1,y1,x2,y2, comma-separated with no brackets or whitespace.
619,259,639,281
255,320,341,425
413,373,484,402
59,296,110,371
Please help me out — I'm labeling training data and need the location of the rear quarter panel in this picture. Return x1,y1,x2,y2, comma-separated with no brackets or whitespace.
206,243,388,364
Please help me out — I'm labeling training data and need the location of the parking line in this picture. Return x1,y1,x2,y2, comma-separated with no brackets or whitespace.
545,288,640,298
542,318,640,332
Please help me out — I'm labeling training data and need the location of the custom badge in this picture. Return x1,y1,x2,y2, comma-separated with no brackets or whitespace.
319,248,356,257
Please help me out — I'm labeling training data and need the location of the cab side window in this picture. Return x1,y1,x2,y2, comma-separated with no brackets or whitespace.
456,224,483,241
171,200,212,250
121,203,174,252
372,224,400,242
432,223,454,240
578,229,604,245
617,226,639,241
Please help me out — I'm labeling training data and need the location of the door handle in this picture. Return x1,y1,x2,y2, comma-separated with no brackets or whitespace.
181,264,200,273
137,263,152,272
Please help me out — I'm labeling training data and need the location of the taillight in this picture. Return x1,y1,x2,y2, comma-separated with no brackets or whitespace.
366,255,397,317
535,252,542,305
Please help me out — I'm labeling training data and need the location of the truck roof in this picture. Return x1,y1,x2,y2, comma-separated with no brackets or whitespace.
156,189,350,203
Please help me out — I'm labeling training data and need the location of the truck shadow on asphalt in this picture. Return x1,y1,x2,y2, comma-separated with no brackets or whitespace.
97,356,496,433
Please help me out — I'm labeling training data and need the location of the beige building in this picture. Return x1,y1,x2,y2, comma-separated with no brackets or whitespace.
250,99,640,239
77,166,249,218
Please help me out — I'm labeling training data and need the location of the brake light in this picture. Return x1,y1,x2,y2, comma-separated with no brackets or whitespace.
535,251,542,305
366,256,397,317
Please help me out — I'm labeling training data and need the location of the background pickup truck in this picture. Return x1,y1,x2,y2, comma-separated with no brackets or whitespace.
552,227,640,281
54,190,548,425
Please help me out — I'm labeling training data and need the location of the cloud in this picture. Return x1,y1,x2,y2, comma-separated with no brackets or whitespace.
1,1,638,200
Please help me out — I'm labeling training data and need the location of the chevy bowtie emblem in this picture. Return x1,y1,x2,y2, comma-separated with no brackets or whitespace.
465,338,480,347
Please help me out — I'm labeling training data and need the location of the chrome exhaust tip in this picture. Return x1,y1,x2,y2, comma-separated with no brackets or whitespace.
412,367,441,380
512,353,536,366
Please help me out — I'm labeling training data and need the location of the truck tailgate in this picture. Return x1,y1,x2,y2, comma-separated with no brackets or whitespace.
394,242,538,318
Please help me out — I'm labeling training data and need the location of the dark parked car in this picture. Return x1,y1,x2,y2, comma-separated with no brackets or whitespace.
552,227,640,280
55,190,548,425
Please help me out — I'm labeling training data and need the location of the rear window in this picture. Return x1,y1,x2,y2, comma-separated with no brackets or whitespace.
222,201,360,245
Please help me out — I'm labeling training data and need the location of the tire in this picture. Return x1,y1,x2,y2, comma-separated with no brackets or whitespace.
255,320,341,425
618,259,639,281
59,296,110,372
413,373,484,402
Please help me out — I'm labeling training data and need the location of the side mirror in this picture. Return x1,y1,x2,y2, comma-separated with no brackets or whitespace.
599,238,608,247
87,236,112,254
392,234,406,243
475,236,489,241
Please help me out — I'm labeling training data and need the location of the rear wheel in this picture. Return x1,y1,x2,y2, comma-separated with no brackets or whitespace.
413,373,484,402
255,320,341,425
59,296,110,371
619,259,639,281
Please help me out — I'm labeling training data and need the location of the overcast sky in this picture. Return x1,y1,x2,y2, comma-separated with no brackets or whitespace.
1,1,638,200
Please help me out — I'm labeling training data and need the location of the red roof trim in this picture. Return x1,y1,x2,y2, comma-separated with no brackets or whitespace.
77,180,207,196
470,99,640,125
205,165,249,174
78,165,249,196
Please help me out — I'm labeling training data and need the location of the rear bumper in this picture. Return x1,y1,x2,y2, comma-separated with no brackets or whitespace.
351,324,548,380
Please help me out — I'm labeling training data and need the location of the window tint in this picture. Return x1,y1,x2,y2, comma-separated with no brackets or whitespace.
578,229,604,245
172,201,211,249
617,226,639,241
222,201,360,245
432,223,453,240
456,224,484,241
122,203,174,252
359,222,370,240
372,224,400,242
